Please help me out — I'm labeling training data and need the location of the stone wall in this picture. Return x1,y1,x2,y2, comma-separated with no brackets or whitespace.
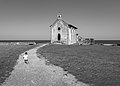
51,20,68,44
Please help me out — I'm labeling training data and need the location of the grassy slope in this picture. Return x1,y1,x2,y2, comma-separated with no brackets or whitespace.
0,44,36,85
37,44,120,86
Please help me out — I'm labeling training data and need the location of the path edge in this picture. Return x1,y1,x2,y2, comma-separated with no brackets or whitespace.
36,43,90,86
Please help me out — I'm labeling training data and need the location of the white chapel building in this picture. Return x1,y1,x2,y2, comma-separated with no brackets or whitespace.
50,13,78,45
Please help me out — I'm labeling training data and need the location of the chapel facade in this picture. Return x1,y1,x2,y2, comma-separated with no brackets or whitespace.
50,13,78,45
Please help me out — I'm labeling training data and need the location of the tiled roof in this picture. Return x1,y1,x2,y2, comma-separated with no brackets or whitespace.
68,24,78,29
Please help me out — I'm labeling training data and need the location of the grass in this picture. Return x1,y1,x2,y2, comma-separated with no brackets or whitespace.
0,44,36,85
37,44,120,86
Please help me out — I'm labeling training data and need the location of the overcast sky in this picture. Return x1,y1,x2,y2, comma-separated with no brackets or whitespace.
0,0,120,40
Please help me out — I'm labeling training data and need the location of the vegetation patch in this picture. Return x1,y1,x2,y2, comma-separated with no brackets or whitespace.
0,44,36,85
37,44,120,86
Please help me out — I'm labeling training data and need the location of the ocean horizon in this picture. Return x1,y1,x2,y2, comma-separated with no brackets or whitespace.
0,40,50,44
0,40,120,44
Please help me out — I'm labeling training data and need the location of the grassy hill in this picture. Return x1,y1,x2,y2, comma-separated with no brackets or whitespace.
37,44,120,86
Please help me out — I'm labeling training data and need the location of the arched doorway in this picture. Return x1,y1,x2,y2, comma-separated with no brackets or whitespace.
58,33,61,41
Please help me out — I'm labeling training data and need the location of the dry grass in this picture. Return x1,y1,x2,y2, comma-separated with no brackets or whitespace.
0,44,36,85
37,44,120,86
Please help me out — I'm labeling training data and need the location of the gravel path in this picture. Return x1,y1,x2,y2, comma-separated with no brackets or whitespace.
1,44,89,86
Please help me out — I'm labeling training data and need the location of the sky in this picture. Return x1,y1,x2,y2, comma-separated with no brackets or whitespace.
0,0,120,40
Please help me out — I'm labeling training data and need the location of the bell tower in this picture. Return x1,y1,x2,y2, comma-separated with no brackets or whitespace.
57,12,62,19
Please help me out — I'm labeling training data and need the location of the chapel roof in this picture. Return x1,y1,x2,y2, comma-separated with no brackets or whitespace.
68,24,78,29
50,13,78,29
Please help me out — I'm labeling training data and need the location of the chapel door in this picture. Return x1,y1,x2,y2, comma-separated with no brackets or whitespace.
58,34,61,41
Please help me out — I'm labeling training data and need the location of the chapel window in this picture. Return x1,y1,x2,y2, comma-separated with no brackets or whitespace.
58,27,61,31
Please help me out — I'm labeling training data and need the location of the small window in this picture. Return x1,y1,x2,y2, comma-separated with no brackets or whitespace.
58,27,61,30
76,34,78,36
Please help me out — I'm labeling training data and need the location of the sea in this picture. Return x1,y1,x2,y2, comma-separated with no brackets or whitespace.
0,40,120,44
0,40,50,44
95,40,120,44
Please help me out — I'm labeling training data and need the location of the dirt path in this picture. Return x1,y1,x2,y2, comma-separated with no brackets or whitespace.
2,44,89,86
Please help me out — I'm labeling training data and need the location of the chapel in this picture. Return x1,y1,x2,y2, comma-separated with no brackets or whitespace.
50,13,78,45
